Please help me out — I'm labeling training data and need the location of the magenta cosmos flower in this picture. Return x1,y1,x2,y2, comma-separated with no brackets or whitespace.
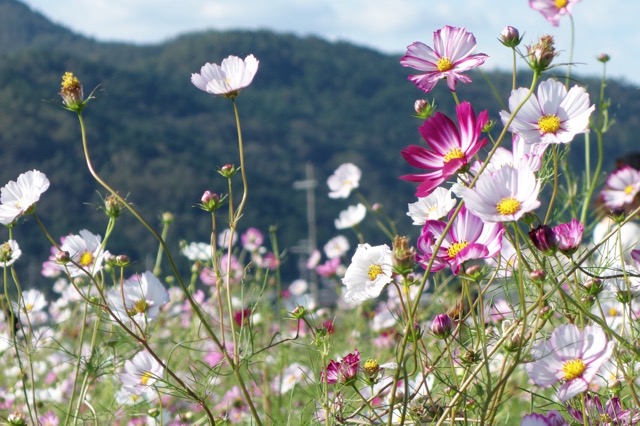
401,26,488,94
526,324,613,403
500,78,594,145
401,101,488,197
601,166,640,210
323,349,360,384
530,0,580,27
417,205,504,275
553,218,583,255
191,54,259,98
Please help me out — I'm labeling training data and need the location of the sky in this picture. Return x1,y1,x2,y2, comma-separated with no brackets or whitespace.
18,0,640,86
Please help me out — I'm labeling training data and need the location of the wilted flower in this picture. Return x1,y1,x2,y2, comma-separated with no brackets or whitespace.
323,349,360,384
530,0,581,27
401,101,488,197
525,324,613,402
342,243,393,303
335,203,367,229
526,35,558,73
500,78,594,145
0,170,50,226
400,26,488,94
59,71,85,111
191,54,259,98
327,163,362,199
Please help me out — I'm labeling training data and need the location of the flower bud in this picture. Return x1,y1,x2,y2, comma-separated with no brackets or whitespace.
291,305,307,319
0,242,13,263
414,99,436,120
104,194,122,218
529,225,557,255
218,163,237,178
529,269,546,283
199,191,226,212
527,35,557,73
59,72,85,112
584,278,603,296
55,250,71,264
362,358,380,378
161,212,174,225
115,254,130,267
431,313,453,339
500,26,522,48
392,235,416,275
597,53,610,63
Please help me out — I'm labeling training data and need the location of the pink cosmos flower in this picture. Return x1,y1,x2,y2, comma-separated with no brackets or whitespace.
530,0,580,27
525,324,614,402
191,54,259,98
400,26,488,94
500,78,594,145
521,411,567,426
323,349,360,384
568,394,640,425
241,227,264,252
316,257,341,277
417,205,504,275
601,166,640,210
553,218,584,255
401,101,488,197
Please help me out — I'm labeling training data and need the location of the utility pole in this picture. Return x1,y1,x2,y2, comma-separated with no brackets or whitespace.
293,162,319,301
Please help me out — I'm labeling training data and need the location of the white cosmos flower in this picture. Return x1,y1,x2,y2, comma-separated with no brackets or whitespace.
335,203,366,230
191,54,259,97
60,229,108,278
120,350,164,390
500,78,594,145
273,363,312,394
0,170,50,226
455,165,540,222
327,163,362,199
218,228,237,248
407,187,456,225
342,243,393,304
108,271,170,325
324,235,350,259
181,241,212,262
0,240,21,267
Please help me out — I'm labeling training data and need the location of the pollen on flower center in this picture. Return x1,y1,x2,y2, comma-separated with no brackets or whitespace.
555,0,568,8
609,307,619,317
562,358,586,381
447,241,469,258
436,57,454,72
625,185,635,195
79,251,94,267
496,197,521,215
367,264,383,281
61,72,80,91
129,299,150,315
140,371,154,386
538,115,561,134
443,147,464,163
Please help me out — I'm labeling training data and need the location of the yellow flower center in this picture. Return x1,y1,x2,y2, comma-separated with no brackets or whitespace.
140,371,153,386
608,307,619,317
128,299,149,317
496,197,521,216
443,147,464,163
555,0,568,8
562,358,586,381
436,57,454,72
24,303,34,313
538,115,561,134
447,241,469,258
368,264,383,281
625,185,635,195
61,72,80,91
363,358,380,375
79,251,94,267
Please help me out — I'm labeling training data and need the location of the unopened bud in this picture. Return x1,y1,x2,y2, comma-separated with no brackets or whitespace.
162,212,174,225
392,235,416,275
104,194,122,218
291,305,307,319
219,163,237,178
115,254,130,267
431,313,453,339
414,99,436,120
529,269,546,283
597,53,610,63
55,250,71,264
500,26,522,48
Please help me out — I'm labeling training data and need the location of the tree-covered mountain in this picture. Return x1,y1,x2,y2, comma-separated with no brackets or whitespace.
1,0,639,285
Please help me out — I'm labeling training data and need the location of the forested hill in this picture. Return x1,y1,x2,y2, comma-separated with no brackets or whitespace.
1,0,639,284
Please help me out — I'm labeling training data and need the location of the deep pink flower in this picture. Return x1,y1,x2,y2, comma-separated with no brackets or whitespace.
568,394,640,425
416,205,504,275
400,26,488,94
553,218,583,255
530,0,580,27
323,349,360,385
521,411,567,426
401,102,488,197
316,257,341,277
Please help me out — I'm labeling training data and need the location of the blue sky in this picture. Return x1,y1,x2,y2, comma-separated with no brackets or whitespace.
19,0,640,86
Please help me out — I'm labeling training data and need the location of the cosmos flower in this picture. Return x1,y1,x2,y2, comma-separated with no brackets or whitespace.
530,0,581,27
335,203,367,230
327,163,362,199
241,227,264,252
400,26,488,94
417,205,504,275
273,363,313,394
500,78,594,145
521,411,567,426
601,166,640,210
525,324,613,402
60,229,108,278
181,241,212,262
455,165,541,222
191,54,259,98
323,349,360,384
407,187,457,225
553,218,584,255
120,350,164,391
324,235,350,259
568,394,640,425
342,244,393,303
0,170,50,226
401,101,488,197
0,240,21,267
107,271,170,324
